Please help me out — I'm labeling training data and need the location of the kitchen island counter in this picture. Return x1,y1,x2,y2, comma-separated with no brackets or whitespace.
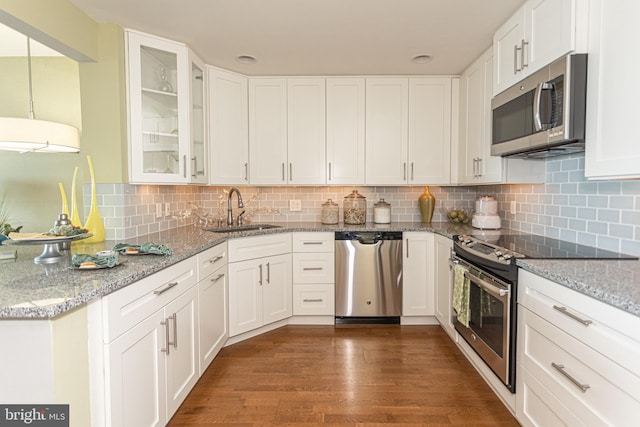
0,221,462,319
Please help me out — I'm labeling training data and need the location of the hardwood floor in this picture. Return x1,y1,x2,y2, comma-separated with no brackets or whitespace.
169,325,519,426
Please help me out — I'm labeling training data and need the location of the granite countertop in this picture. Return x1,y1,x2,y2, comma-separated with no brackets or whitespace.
3,221,640,320
0,221,462,319
516,258,640,317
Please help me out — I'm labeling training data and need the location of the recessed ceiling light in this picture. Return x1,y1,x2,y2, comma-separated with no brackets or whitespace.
411,54,433,64
236,55,257,64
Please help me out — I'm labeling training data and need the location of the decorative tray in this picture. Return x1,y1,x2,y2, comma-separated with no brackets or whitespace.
4,233,93,264
5,233,92,245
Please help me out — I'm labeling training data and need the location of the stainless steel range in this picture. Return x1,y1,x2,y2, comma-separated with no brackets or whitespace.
450,233,636,393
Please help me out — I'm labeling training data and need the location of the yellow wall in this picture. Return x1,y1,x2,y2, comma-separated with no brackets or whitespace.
79,24,128,184
0,4,127,231
0,0,98,61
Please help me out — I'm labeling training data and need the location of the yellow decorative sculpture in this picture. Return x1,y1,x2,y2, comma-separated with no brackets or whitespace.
83,156,105,243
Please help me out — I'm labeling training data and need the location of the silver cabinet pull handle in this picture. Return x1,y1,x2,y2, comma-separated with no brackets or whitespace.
553,305,592,326
154,282,178,295
266,262,270,284
160,318,170,354
403,162,407,181
552,363,590,392
477,157,482,177
303,298,323,303
328,162,332,181
302,267,323,271
211,273,224,283
406,238,409,258
303,241,323,245
169,313,177,349
289,163,293,181
209,255,224,264
183,155,187,178
191,156,197,178
514,44,522,73
281,163,285,181
244,163,248,181
521,39,529,68
411,162,414,181
259,264,263,286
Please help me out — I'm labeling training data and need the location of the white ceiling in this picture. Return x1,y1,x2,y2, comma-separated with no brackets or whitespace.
69,0,525,76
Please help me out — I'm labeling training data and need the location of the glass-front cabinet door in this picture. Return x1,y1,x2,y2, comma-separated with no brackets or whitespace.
189,54,207,183
126,30,190,183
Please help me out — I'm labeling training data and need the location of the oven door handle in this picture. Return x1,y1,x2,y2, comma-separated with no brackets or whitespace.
464,271,510,299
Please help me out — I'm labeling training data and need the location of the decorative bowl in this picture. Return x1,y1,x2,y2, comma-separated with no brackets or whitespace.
441,206,473,224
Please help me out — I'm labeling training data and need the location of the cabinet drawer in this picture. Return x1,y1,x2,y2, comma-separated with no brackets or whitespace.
292,232,334,252
517,363,583,427
103,258,197,342
197,242,227,281
228,233,291,262
518,269,640,377
292,252,334,284
518,306,640,426
293,284,335,315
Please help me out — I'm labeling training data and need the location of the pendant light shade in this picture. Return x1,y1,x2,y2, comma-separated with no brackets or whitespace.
0,117,80,153
0,37,80,153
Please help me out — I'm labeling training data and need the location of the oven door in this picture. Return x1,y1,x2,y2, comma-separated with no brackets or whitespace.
453,262,513,389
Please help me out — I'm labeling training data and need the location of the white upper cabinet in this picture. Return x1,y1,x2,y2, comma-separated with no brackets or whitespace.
365,78,409,185
493,0,585,96
585,0,640,179
408,77,454,185
287,79,326,185
248,78,288,185
248,78,326,185
493,7,525,97
208,67,249,184
366,77,454,185
189,53,208,184
326,78,366,185
458,49,503,184
126,30,199,184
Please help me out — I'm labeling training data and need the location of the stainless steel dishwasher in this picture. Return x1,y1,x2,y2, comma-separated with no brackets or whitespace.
335,231,403,323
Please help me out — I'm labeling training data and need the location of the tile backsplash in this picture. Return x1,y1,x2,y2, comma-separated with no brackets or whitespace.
482,154,640,256
89,153,640,256
90,184,476,240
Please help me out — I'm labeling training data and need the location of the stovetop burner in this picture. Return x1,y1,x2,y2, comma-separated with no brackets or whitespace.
457,232,637,262
481,233,636,260
453,232,637,285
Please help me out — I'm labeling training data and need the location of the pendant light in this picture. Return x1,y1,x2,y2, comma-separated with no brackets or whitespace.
0,37,80,153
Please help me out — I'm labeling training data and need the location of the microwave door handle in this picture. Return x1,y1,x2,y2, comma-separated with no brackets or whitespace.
534,82,554,132
533,82,544,132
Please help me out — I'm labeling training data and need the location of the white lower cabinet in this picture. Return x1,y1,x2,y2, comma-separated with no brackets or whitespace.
292,232,335,316
197,243,228,374
402,232,434,316
433,233,455,339
103,258,199,426
517,269,640,426
228,234,292,336
106,310,167,427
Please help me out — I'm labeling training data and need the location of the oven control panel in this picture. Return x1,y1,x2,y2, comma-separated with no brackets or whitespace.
454,235,524,265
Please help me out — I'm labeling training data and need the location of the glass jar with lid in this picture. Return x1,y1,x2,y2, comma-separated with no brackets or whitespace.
320,199,339,224
373,199,391,224
343,190,367,224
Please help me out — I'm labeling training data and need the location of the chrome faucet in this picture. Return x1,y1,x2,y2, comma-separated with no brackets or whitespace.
227,187,244,226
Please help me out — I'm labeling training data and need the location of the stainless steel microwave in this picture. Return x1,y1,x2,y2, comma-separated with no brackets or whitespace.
491,54,587,159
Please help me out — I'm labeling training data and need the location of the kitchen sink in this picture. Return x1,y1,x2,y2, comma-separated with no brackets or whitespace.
205,224,282,233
